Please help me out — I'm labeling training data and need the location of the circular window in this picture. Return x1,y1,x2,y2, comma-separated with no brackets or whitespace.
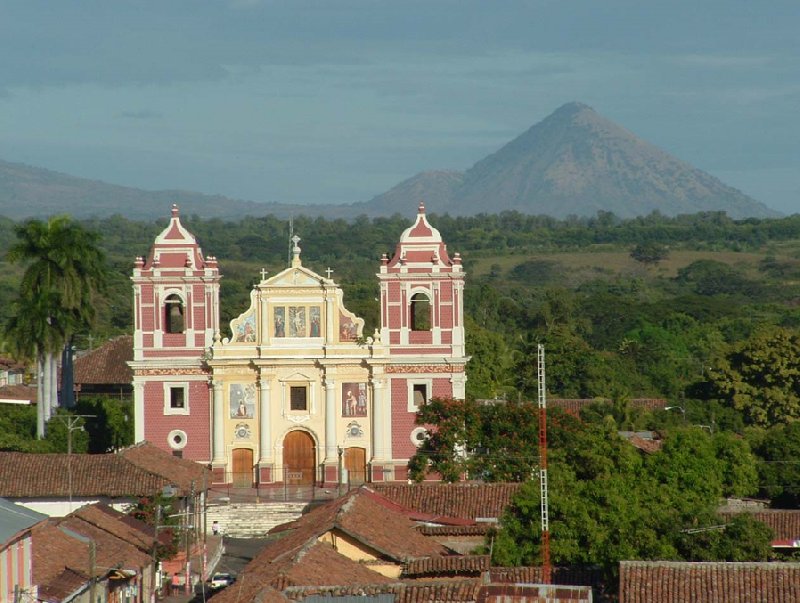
167,429,188,450
410,427,428,448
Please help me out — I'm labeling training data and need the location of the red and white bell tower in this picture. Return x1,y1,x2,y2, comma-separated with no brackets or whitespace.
130,205,220,461
377,202,468,479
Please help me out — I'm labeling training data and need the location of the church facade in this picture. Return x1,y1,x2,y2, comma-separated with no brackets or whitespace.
130,203,467,486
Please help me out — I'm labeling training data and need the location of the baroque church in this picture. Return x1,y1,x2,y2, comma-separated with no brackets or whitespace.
130,203,467,486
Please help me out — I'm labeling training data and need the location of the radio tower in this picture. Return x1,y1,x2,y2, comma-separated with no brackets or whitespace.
537,344,552,584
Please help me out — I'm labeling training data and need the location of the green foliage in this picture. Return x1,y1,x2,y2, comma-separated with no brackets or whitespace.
630,242,669,266
707,326,800,426
75,397,134,453
492,420,770,580
129,493,179,560
750,422,800,507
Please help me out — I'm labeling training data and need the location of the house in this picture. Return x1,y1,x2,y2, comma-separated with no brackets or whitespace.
0,498,47,603
0,357,26,388
619,561,800,602
0,442,208,517
720,508,800,550
130,203,468,487
72,336,133,401
32,503,159,603
210,485,599,603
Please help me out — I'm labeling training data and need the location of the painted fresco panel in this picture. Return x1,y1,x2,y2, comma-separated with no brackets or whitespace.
274,307,286,337
289,306,306,337
309,306,321,337
339,312,358,341
342,382,367,417
229,383,256,419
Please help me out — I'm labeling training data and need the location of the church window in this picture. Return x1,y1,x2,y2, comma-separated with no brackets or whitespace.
167,429,188,450
170,387,185,409
290,386,308,411
164,294,185,333
410,293,431,331
407,379,432,412
164,383,189,415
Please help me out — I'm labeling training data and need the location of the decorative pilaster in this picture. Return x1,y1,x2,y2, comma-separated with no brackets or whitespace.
212,381,225,463
324,375,337,461
258,376,272,462
371,377,388,460
133,380,145,443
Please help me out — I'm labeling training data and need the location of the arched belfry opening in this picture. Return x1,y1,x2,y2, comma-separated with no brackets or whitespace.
410,292,431,331
164,294,185,333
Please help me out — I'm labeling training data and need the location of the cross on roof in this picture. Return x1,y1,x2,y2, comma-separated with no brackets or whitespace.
325,267,334,279
260,268,269,280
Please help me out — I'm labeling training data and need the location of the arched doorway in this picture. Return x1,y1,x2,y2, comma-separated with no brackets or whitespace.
344,447,367,485
231,448,253,488
283,431,316,485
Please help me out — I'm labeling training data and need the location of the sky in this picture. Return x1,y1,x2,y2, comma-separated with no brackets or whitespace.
0,0,798,214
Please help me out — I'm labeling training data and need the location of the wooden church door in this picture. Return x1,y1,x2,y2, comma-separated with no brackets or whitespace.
283,431,316,485
344,447,367,485
231,448,253,488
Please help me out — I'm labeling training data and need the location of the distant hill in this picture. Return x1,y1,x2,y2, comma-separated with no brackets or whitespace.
362,102,779,219
0,159,347,221
0,103,779,221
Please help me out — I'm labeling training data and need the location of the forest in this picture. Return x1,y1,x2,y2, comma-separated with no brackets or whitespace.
2,208,800,584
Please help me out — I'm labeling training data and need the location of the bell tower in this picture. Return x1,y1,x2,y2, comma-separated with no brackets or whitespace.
377,202,468,479
130,205,220,462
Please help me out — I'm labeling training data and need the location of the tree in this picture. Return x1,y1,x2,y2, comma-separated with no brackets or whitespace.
5,217,108,437
750,422,800,507
706,326,800,426
630,242,669,267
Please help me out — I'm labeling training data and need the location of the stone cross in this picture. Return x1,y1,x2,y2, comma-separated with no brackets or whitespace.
325,267,334,279
260,268,269,280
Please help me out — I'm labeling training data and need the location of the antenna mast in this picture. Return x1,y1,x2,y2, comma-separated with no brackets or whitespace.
537,344,552,584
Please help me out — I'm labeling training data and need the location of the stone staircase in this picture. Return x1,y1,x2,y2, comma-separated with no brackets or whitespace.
206,501,308,537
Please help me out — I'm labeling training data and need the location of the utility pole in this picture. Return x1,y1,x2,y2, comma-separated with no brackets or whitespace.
537,344,551,585
53,414,95,513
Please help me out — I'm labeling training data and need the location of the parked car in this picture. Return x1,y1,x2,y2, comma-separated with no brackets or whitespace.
209,573,235,589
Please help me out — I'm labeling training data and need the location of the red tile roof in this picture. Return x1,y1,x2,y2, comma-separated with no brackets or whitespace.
37,567,89,603
0,451,168,498
73,336,133,385
403,555,490,577
0,443,207,499
214,488,456,603
549,399,667,416
720,509,800,543
0,384,37,402
490,566,604,590
119,441,208,494
371,483,522,521
478,584,593,603
281,581,483,603
33,504,155,600
619,561,800,603
419,525,493,537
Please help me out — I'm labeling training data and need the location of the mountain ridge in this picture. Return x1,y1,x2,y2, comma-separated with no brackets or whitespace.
363,102,778,219
0,103,779,221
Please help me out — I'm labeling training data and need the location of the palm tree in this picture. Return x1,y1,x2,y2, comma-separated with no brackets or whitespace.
6,216,108,437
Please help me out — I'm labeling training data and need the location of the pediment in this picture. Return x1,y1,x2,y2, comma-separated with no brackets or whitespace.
267,266,323,288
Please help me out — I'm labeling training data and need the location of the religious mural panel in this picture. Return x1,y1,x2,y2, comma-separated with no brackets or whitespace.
233,311,256,342
229,383,256,419
309,306,321,337
342,382,367,417
274,307,286,337
339,312,358,342
288,306,306,337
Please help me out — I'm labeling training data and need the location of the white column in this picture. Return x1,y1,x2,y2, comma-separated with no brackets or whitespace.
212,381,225,463
133,380,145,442
324,376,337,461
258,377,272,462
371,377,388,460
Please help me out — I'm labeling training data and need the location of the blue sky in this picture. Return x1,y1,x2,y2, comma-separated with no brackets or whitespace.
1,1,797,214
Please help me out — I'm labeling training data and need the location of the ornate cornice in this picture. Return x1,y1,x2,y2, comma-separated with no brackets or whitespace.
385,364,465,374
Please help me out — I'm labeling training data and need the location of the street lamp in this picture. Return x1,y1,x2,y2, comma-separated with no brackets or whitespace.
665,406,686,421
